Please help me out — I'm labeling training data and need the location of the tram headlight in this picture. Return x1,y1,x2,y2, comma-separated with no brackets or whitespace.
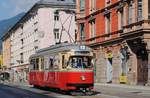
81,75,86,81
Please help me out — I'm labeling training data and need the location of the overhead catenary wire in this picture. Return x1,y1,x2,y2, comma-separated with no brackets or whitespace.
59,13,75,43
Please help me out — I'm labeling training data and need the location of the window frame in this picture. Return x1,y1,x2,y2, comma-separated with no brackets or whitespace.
79,23,85,40
80,0,85,11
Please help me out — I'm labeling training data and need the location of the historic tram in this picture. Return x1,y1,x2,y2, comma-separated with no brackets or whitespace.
29,43,94,92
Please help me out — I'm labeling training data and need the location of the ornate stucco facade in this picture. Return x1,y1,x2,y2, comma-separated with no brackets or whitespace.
76,0,150,85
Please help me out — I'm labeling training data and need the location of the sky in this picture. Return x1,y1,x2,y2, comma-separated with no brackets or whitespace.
0,0,39,21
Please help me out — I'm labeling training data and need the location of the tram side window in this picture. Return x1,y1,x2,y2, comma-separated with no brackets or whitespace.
62,55,65,68
62,55,68,69
54,55,59,69
30,59,35,70
35,58,39,70
44,56,49,70
41,57,44,70
49,58,54,69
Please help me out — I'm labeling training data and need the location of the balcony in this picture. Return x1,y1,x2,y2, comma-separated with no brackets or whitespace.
84,30,123,46
122,20,150,36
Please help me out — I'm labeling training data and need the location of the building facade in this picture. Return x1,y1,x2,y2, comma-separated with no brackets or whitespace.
0,53,3,69
76,0,150,85
2,0,76,82
2,33,11,70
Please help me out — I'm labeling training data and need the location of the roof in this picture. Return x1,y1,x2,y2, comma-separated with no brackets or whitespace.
37,42,92,53
37,0,75,6
30,43,92,58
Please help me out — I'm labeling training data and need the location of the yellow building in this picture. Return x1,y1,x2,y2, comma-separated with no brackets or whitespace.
2,32,11,70
0,54,2,69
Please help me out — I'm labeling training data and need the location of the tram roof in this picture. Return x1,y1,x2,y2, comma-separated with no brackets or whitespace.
30,43,92,58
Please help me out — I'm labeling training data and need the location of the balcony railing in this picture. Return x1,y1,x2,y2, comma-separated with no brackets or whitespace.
122,20,150,35
81,30,123,45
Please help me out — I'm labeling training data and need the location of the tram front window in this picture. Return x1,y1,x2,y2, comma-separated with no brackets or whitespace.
68,56,93,69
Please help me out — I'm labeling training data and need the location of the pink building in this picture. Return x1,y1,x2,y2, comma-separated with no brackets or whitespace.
2,0,76,81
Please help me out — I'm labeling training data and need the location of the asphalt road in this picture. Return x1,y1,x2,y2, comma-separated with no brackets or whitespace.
0,84,56,98
0,83,150,98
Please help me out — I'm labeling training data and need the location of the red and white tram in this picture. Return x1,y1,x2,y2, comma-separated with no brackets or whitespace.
29,43,94,91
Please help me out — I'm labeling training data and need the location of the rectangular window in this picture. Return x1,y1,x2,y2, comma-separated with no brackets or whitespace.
34,28,38,32
90,21,96,38
54,29,59,39
137,0,142,21
54,11,59,21
106,14,111,34
128,1,133,24
90,0,96,12
119,9,124,29
21,39,24,45
20,53,24,63
80,23,85,40
148,0,150,19
80,0,85,11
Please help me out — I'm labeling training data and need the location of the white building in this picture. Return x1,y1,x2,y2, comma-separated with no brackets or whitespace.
7,0,76,81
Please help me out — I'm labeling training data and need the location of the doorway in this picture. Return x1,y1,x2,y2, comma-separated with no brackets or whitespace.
136,48,148,85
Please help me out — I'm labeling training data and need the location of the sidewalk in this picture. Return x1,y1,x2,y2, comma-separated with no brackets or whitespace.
3,81,150,91
3,81,32,87
95,83,150,91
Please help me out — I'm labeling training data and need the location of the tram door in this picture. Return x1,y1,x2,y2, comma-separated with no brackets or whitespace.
60,53,67,69
60,53,70,69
